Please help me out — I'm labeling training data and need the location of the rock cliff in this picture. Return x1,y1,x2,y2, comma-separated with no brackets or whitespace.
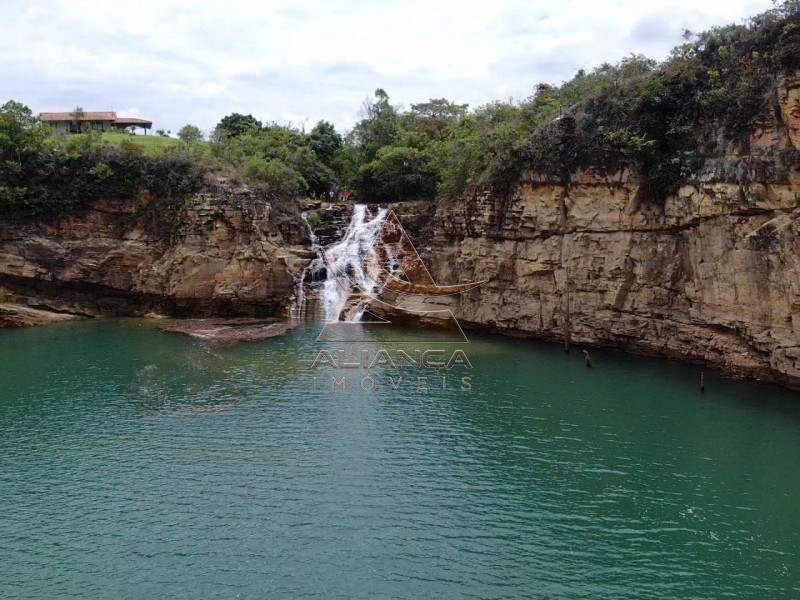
397,76,800,387
1,80,798,388
0,181,306,319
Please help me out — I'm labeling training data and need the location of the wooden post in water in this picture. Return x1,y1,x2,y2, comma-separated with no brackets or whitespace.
700,371,705,393
563,267,571,353
560,188,570,353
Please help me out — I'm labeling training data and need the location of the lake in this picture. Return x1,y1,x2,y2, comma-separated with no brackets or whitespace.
1,319,799,598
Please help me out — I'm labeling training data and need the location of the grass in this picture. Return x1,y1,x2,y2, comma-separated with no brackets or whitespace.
99,132,183,155
46,131,211,157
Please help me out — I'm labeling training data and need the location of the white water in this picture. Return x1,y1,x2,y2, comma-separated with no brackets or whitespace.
293,212,323,320
293,205,388,322
301,212,319,248
320,205,387,322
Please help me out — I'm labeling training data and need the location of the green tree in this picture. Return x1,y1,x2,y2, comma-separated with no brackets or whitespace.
350,88,400,162
408,98,469,141
432,115,480,199
308,120,342,165
354,146,437,202
177,124,204,144
242,156,305,196
0,100,50,165
410,98,469,120
70,106,85,133
214,113,263,139
330,143,359,188
286,145,335,197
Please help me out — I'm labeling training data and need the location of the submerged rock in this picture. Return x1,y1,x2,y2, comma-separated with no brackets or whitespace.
158,317,297,346
0,303,81,327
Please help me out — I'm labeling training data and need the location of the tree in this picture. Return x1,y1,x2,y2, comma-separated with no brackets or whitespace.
242,157,306,196
433,115,480,199
0,100,50,164
350,88,400,162
177,124,204,144
410,98,468,121
330,143,359,188
214,113,263,139
70,106,85,133
408,98,469,141
287,145,335,197
308,120,342,165
353,146,437,202
775,0,800,17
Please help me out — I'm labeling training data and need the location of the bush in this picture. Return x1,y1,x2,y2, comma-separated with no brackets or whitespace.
242,157,306,196
0,133,203,219
428,4,799,204
353,146,437,202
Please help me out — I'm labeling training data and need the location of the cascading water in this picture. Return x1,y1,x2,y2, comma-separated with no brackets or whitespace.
320,205,387,322
301,211,319,248
293,212,322,320
293,205,387,322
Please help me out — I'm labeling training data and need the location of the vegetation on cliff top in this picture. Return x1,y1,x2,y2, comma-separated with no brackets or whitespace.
208,0,800,204
1,1,798,218
333,0,800,203
0,102,203,218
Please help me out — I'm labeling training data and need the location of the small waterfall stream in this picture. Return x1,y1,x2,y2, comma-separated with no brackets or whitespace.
294,205,387,322
293,212,322,320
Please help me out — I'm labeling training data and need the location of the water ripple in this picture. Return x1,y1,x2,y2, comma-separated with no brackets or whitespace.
1,321,799,598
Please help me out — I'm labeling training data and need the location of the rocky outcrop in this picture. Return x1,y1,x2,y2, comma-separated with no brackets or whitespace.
779,74,800,150
299,199,353,246
0,181,307,320
415,172,798,387
0,302,81,327
398,79,800,388
158,317,298,346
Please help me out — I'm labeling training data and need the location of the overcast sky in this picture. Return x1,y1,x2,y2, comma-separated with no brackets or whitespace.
1,0,774,135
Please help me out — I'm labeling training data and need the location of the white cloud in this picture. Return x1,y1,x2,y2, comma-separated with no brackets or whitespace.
0,0,775,133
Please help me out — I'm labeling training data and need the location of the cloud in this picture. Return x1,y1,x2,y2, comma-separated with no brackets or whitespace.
631,15,685,43
0,0,775,133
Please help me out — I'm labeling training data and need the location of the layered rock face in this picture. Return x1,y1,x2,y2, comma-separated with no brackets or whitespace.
0,183,306,319
411,79,800,387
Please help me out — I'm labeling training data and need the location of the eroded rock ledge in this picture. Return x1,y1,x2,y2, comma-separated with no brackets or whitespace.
386,168,799,388
0,303,81,327
0,181,307,321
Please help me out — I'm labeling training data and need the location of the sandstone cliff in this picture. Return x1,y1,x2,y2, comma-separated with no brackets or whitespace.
0,181,307,319
1,82,798,389
396,76,800,387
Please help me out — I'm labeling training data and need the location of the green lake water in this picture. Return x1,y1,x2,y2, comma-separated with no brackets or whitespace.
1,319,799,598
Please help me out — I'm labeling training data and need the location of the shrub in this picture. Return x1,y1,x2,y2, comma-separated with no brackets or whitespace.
242,157,306,196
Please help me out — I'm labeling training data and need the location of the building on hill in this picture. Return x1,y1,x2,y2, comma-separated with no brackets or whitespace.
38,111,153,134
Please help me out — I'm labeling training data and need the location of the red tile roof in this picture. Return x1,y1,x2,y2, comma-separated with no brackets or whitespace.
39,111,117,121
112,117,153,126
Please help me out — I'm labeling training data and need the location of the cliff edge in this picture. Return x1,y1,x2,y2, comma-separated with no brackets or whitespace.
0,180,306,319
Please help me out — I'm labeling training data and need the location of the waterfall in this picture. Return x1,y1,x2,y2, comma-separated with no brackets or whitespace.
293,205,387,322
293,212,324,320
301,211,319,248
320,205,387,322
